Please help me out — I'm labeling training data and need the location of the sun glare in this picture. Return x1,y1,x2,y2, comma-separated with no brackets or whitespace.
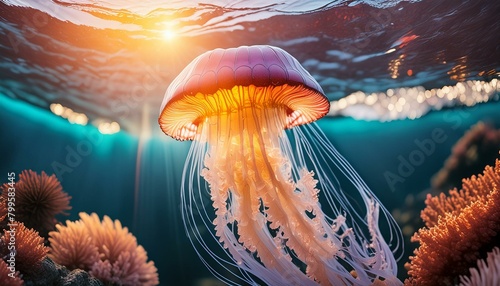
162,29,176,41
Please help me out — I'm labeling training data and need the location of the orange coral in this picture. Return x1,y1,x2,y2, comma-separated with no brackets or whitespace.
406,159,500,285
1,222,48,276
422,158,499,227
0,199,6,222
49,212,159,286
0,259,23,286
0,170,71,237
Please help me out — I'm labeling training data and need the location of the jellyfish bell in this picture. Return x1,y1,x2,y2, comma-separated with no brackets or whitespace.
159,45,403,285
159,45,329,140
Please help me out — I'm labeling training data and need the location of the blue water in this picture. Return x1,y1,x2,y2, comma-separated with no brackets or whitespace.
3,91,500,283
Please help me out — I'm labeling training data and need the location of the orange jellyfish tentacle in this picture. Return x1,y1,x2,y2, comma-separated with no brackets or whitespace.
177,86,402,285
291,124,403,281
197,86,394,285
249,107,338,282
201,110,310,285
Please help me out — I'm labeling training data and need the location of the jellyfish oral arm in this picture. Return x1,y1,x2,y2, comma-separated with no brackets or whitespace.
200,111,337,283
287,109,307,127
181,85,401,285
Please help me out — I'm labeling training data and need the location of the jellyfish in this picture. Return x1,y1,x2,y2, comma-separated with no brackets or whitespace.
159,45,402,285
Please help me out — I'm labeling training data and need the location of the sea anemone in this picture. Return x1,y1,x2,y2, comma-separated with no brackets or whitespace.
0,259,23,286
49,217,100,270
459,247,500,286
0,170,71,237
0,222,48,276
405,158,500,285
49,212,159,286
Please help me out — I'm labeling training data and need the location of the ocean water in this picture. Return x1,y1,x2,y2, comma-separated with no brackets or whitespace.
0,0,499,285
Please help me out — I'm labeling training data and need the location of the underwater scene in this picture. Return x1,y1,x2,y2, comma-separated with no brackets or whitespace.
1,0,499,285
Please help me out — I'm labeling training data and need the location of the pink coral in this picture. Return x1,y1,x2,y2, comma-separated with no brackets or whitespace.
49,218,100,270
49,212,159,286
459,247,500,286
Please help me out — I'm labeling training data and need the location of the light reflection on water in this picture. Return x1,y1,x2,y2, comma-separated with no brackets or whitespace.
0,0,498,134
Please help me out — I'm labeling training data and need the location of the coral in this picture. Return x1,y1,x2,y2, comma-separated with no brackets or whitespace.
49,212,159,286
0,222,48,277
431,122,500,193
405,159,500,285
459,247,500,286
0,170,71,237
422,156,499,228
0,198,6,222
49,219,99,270
0,259,23,286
